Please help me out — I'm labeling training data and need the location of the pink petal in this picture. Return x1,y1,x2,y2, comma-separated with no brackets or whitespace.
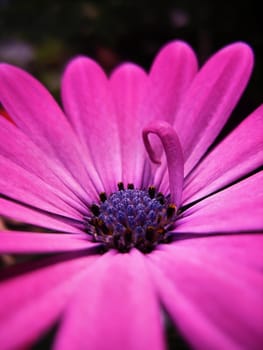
168,234,263,271
62,56,122,193
176,171,263,233
0,197,82,234
174,42,254,175
0,231,96,253
55,250,165,350
147,235,263,349
183,105,263,204
0,155,82,219
110,63,152,187
0,254,98,350
0,117,92,207
141,41,198,192
0,64,98,199
141,40,198,125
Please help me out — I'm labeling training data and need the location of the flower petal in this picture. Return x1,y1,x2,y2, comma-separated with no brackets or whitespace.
176,171,263,233
141,41,198,193
142,40,198,125
0,254,98,350
55,250,165,350
183,105,263,204
147,235,263,350
174,42,254,175
0,155,82,219
0,198,82,234
168,234,263,271
62,56,122,193
0,117,92,207
0,64,98,198
0,231,96,254
110,63,151,187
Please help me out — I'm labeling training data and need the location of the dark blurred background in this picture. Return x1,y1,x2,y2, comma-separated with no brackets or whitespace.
0,0,262,111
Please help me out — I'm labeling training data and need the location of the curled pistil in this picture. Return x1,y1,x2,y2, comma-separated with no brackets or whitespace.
142,121,184,207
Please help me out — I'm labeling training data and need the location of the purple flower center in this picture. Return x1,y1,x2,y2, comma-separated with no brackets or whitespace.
85,183,177,253
83,122,184,253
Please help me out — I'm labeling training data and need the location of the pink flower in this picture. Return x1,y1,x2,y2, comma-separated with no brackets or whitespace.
0,41,263,350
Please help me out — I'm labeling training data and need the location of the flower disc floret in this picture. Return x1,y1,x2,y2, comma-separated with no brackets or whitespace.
85,184,177,253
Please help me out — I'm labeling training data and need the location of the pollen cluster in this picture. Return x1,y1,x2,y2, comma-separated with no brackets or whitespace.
84,183,177,253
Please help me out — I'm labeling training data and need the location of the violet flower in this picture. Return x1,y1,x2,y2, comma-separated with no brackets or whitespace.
0,41,262,350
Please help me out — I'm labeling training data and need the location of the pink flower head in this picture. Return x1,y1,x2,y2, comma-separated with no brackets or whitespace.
0,41,263,349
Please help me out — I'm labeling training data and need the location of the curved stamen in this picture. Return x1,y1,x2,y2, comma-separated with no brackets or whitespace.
142,121,184,207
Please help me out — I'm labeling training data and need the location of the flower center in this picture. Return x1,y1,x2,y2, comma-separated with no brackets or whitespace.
84,183,177,253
